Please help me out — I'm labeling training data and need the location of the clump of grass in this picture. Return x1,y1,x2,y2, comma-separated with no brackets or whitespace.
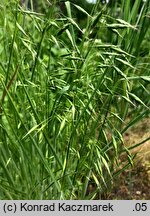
0,0,149,199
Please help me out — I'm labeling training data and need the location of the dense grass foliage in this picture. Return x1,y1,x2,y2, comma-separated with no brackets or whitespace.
0,0,149,199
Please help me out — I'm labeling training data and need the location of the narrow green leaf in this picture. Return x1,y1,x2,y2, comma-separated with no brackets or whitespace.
73,3,91,17
67,17,83,34
16,22,28,36
112,136,118,155
116,18,137,29
116,58,135,69
57,23,70,36
141,76,150,82
122,95,135,107
129,92,149,108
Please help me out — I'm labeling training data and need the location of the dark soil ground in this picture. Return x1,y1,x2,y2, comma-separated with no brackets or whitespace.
86,118,150,200
108,118,150,199
108,162,150,199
